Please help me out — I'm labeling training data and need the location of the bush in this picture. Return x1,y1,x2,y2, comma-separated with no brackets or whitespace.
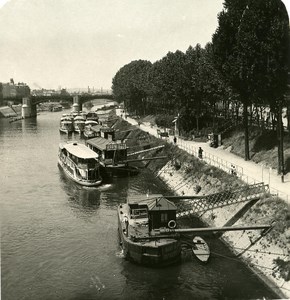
155,114,175,128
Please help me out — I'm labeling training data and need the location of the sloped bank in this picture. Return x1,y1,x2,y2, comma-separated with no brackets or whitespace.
115,118,290,299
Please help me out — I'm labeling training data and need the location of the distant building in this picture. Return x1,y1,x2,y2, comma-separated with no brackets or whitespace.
16,82,30,97
1,78,30,99
60,88,70,96
31,89,58,97
2,79,17,98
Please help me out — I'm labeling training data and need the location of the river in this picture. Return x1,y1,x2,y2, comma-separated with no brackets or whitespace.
1,100,279,300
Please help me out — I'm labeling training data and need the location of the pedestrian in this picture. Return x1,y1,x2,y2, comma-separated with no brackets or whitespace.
124,216,129,236
173,136,177,144
198,147,203,159
230,164,237,176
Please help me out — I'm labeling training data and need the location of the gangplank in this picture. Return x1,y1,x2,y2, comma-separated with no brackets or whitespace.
162,183,270,218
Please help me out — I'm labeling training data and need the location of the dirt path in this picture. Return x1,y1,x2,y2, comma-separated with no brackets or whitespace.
117,110,290,204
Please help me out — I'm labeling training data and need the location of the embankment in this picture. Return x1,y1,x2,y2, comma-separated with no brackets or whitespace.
114,118,290,299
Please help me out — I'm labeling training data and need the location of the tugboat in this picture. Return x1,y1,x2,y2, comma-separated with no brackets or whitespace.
58,141,102,187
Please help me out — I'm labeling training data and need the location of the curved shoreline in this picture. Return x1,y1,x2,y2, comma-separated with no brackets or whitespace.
116,112,289,299
157,160,289,299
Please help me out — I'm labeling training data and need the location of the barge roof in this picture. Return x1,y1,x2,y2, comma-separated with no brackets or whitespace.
86,137,112,150
86,136,124,151
60,142,98,159
127,194,177,211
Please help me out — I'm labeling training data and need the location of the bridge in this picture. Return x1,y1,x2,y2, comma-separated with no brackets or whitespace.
3,94,115,118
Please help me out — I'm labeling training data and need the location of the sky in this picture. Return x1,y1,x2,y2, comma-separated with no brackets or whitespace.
0,0,289,91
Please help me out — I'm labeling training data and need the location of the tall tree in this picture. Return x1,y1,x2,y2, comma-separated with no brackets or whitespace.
112,60,152,115
213,0,289,162
150,50,187,114
213,0,251,160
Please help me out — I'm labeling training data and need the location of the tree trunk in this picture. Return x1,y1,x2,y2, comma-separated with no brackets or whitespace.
243,101,250,161
277,99,284,181
235,103,239,124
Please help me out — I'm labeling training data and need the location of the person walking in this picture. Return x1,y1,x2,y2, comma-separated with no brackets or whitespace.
173,136,177,144
230,164,237,176
198,147,203,159
124,216,129,236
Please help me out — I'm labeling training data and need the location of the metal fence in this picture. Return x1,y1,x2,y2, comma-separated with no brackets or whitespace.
176,139,289,203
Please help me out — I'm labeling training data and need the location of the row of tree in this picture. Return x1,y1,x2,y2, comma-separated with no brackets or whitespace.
112,0,289,169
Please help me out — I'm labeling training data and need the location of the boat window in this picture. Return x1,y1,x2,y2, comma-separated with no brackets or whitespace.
87,159,97,169
161,213,168,222
131,208,148,219
105,150,115,159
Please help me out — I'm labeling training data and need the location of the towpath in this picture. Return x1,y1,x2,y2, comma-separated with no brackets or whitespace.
117,110,290,204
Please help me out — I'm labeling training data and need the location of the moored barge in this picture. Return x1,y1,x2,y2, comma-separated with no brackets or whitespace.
117,195,181,266
86,135,139,178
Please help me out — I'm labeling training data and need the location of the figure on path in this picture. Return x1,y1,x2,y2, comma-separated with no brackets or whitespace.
198,147,203,159
231,164,237,176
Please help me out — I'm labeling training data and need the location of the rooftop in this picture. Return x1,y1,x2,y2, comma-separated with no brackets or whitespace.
60,142,98,159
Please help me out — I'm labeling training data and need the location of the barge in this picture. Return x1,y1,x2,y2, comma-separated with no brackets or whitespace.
117,193,274,267
86,135,139,178
117,195,181,266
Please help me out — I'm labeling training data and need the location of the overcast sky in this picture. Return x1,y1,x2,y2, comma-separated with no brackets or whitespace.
0,0,289,91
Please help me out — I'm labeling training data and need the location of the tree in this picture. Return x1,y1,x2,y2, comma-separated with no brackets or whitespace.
112,60,152,115
149,50,187,115
213,0,289,162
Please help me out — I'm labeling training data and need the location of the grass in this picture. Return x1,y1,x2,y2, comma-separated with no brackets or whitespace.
222,127,290,172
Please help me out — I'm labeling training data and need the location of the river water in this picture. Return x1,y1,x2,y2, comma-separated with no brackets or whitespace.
1,101,279,300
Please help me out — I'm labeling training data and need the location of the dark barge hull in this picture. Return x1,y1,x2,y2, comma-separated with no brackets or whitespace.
101,165,140,179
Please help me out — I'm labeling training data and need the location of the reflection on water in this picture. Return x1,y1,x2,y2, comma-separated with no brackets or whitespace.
59,170,101,209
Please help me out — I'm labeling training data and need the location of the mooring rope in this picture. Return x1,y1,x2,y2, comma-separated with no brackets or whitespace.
231,246,289,257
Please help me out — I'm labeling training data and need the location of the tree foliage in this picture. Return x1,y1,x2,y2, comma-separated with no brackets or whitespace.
112,60,152,115
111,0,289,163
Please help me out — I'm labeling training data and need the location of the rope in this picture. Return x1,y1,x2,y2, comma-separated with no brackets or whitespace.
231,246,289,257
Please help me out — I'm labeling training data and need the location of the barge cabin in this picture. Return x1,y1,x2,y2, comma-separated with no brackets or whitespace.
86,135,136,177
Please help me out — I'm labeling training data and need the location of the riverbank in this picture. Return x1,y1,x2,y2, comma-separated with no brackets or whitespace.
157,159,289,299
114,114,290,299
